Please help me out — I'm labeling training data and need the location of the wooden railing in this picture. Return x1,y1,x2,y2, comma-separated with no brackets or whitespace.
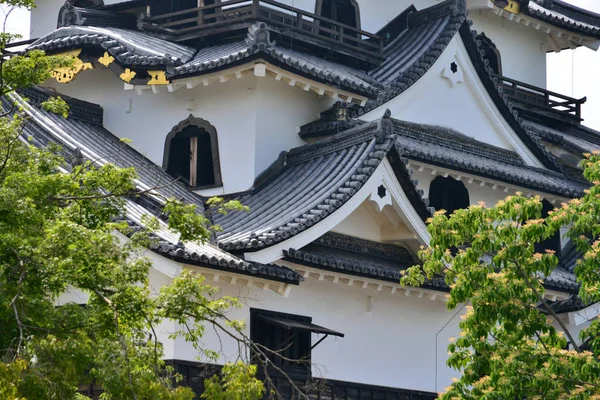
143,0,384,61
492,74,586,120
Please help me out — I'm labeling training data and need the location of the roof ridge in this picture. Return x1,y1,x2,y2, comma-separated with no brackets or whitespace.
312,231,415,263
285,121,378,166
408,0,466,27
391,119,525,166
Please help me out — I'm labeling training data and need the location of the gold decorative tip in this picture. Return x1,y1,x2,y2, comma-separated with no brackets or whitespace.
98,51,115,67
120,68,137,83
50,49,93,83
504,0,521,14
148,70,170,85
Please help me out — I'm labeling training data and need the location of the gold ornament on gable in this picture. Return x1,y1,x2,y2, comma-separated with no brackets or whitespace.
148,70,170,85
120,68,137,83
50,49,93,83
98,52,115,67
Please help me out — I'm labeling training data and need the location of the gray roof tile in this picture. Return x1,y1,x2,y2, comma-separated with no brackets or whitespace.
284,232,446,290
30,23,380,98
393,120,587,197
29,26,196,66
171,23,381,97
9,88,302,284
526,0,600,38
213,120,432,252
353,0,467,117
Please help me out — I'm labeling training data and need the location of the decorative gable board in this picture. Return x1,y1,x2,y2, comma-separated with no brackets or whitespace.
362,35,546,168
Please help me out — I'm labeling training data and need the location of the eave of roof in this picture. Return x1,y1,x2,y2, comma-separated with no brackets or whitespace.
525,0,600,39
284,231,578,294
392,120,587,198
213,117,433,253
29,24,380,99
283,232,448,291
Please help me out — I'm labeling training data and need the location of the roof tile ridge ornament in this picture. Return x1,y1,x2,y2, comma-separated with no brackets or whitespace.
57,1,80,28
376,109,393,144
246,22,276,51
451,0,468,17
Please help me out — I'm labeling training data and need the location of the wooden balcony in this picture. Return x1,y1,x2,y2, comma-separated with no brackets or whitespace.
142,0,385,65
493,74,586,121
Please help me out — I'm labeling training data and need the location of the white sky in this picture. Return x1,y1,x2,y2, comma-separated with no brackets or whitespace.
2,1,600,129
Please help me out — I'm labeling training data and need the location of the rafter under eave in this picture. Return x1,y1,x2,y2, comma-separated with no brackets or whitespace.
123,61,370,107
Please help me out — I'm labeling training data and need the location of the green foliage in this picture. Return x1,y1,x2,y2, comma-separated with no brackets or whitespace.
402,153,600,399
202,362,265,400
0,1,264,397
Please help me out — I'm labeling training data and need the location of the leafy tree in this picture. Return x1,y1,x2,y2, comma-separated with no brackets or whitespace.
0,1,267,399
402,153,600,399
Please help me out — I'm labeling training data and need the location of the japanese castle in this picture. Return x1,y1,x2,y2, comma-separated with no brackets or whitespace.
22,0,600,397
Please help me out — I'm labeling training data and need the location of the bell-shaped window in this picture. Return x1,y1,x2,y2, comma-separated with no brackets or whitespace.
164,116,221,188
428,176,470,215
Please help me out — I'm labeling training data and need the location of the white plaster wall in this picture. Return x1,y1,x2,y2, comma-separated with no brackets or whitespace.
469,11,548,88
331,203,382,241
253,76,331,177
45,69,259,194
31,0,64,38
43,68,329,194
381,45,516,150
153,270,463,393
362,35,548,168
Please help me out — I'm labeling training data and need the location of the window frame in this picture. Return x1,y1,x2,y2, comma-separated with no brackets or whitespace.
250,308,313,378
428,175,470,215
163,115,222,189
315,0,361,30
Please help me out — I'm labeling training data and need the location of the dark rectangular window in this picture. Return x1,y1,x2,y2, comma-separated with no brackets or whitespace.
250,309,312,378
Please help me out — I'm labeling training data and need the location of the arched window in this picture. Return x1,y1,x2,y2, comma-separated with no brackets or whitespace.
428,176,470,215
534,200,562,256
163,116,221,188
476,32,503,76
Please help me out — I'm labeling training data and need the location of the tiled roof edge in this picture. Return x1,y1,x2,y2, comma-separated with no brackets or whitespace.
116,212,303,285
313,231,415,263
18,86,104,126
286,121,378,166
526,0,600,38
458,21,564,172
29,30,188,67
392,119,524,165
283,247,447,291
352,0,467,118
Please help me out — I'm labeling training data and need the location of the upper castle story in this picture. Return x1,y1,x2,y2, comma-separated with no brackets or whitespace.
26,0,600,198
31,0,600,88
